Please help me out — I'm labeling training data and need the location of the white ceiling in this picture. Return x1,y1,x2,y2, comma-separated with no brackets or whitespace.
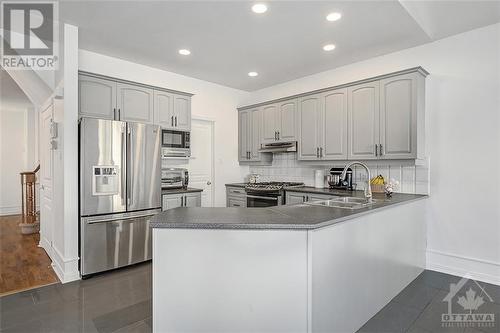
60,1,500,91
0,70,33,110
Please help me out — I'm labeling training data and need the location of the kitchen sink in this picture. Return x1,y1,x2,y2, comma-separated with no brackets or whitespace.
305,197,381,210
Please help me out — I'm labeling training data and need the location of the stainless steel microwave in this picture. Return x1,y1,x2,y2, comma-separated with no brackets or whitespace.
161,129,190,158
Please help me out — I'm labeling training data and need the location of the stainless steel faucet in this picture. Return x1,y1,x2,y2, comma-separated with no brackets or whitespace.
341,161,372,201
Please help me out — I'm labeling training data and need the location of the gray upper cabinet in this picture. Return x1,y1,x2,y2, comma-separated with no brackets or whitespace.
79,75,117,120
116,83,154,124
79,73,192,128
238,110,251,161
321,89,348,160
379,73,418,159
262,104,279,143
261,99,297,143
154,90,174,128
239,108,265,163
278,100,297,141
238,67,427,162
298,94,322,160
173,95,191,131
348,81,380,160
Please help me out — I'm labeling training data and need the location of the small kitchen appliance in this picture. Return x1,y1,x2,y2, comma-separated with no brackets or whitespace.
327,167,354,190
245,182,304,207
161,129,190,158
161,168,189,189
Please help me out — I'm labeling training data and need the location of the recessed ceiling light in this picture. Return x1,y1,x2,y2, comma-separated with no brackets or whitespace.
252,3,267,14
323,44,336,52
178,49,191,56
326,12,342,22
248,72,259,77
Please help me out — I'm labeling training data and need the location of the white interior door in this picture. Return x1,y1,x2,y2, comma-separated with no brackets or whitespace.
39,102,54,256
188,119,214,207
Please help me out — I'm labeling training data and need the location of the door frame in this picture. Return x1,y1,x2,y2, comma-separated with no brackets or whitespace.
191,116,215,207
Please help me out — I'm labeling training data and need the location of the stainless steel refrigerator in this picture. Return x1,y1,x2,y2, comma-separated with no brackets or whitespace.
79,117,161,276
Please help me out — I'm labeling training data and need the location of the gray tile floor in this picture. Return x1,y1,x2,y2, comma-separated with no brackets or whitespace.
0,264,498,333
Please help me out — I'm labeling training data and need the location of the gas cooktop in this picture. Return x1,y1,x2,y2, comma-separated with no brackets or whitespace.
245,182,305,192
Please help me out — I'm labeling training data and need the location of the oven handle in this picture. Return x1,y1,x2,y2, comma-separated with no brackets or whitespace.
246,195,279,201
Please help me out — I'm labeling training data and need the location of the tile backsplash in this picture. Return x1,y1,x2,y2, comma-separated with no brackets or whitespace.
248,153,430,195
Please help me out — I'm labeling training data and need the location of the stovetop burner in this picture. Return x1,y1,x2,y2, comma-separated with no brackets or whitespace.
245,181,305,192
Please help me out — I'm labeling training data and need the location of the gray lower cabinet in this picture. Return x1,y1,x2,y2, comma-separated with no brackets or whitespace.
285,191,336,204
226,186,247,207
79,75,117,120
117,83,154,124
162,192,201,211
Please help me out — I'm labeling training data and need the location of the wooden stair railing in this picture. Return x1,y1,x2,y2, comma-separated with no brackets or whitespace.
19,164,40,234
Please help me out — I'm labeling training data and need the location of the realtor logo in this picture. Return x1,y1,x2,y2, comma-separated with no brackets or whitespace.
1,1,58,70
442,277,496,329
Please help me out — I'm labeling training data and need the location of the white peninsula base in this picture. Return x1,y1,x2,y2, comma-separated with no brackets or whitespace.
153,199,426,332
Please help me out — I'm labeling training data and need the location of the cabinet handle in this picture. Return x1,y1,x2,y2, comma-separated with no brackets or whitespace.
171,116,174,127
375,144,378,157
175,116,177,127
379,144,383,156
302,196,305,202
320,147,323,158
316,147,320,158
181,196,184,207
274,131,277,140
277,131,280,140
113,108,116,120
118,109,121,120
233,204,240,207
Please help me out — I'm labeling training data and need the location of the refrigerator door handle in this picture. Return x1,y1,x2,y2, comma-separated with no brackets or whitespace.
127,127,132,206
121,126,126,206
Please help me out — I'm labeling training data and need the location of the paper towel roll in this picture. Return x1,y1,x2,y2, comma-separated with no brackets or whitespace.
314,169,325,188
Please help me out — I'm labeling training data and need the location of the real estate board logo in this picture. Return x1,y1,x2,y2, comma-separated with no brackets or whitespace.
0,1,58,70
442,277,496,329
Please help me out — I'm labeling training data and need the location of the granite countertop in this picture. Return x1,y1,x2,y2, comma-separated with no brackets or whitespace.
151,192,427,230
162,187,203,195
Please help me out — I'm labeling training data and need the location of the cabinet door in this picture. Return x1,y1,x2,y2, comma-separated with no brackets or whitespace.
348,82,380,160
278,100,297,141
322,89,348,160
154,90,174,128
298,95,322,160
249,109,262,161
162,194,183,211
173,95,191,131
117,83,154,123
79,75,117,120
228,198,246,207
286,192,306,205
184,193,201,207
261,104,279,143
238,110,251,161
379,73,417,159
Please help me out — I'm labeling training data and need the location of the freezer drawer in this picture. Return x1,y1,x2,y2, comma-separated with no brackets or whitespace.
80,209,160,276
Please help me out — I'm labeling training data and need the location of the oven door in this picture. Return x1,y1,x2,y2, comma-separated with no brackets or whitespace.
161,129,189,149
246,192,281,207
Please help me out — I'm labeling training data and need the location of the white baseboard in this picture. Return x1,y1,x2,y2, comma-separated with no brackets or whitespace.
426,249,500,286
51,245,80,283
0,206,21,216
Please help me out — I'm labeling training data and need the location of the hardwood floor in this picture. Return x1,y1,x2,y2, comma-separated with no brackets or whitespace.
0,214,58,296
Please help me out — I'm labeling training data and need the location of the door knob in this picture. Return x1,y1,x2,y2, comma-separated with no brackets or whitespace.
207,181,212,185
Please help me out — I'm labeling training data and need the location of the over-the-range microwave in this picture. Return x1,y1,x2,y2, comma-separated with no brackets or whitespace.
161,129,191,158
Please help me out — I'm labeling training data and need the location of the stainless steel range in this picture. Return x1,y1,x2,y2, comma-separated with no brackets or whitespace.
245,182,304,207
